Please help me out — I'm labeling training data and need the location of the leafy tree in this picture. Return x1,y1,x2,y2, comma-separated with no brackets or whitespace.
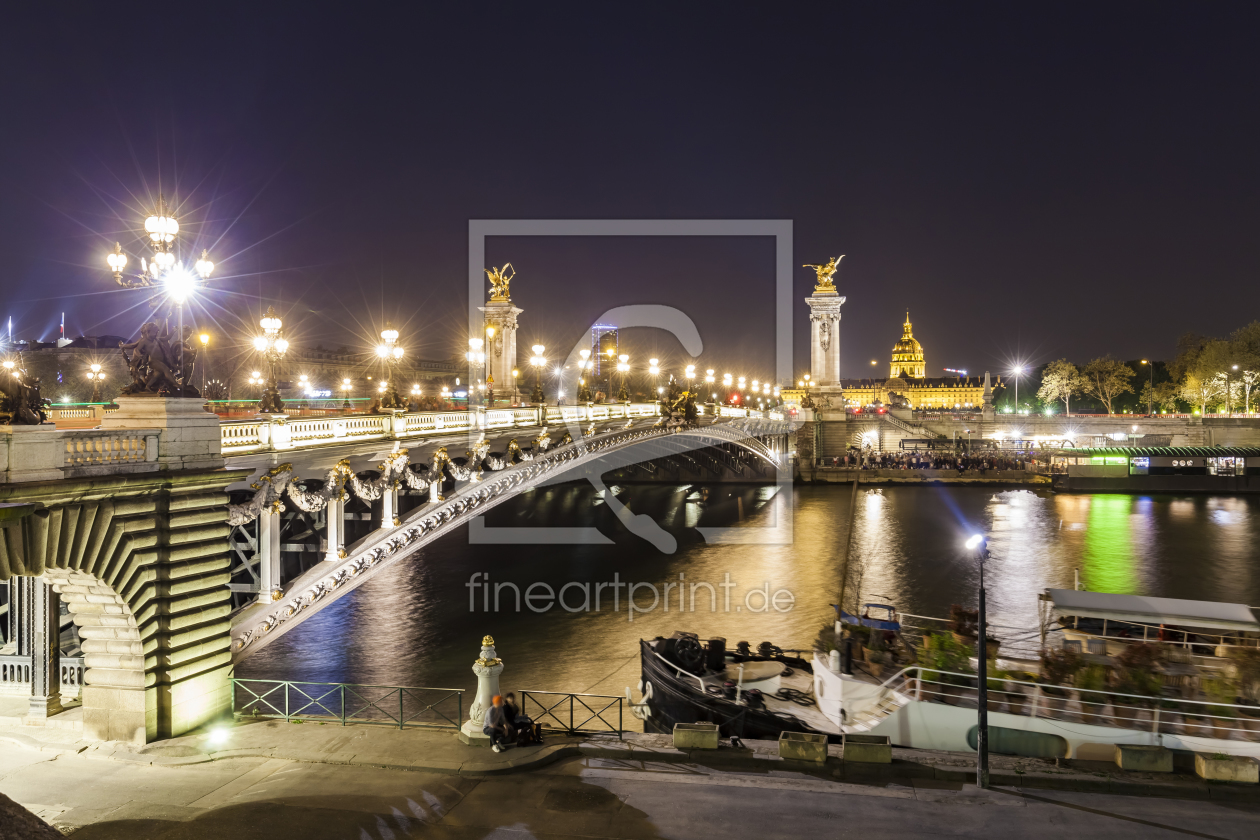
1080,357,1135,414
1180,372,1225,415
1139,380,1180,413
1037,359,1083,415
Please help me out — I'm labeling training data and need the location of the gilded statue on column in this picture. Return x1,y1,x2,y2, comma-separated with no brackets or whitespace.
485,264,515,301
803,255,843,293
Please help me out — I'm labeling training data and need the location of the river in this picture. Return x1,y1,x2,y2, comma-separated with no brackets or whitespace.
236,484,1260,708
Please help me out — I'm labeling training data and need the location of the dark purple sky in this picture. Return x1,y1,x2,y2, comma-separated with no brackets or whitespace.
3,3,1258,381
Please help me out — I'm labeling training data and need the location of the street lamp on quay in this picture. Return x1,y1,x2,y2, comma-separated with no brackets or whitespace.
1010,365,1026,415
964,534,995,790
616,354,630,403
376,325,406,410
86,363,106,404
1140,360,1154,415
530,345,546,403
252,307,289,414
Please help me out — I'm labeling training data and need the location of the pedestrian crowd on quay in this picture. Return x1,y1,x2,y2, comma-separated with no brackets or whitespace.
817,449,1031,473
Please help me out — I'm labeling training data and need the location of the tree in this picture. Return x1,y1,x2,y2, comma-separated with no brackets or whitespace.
1139,380,1180,413
1080,357,1135,414
1037,359,1083,415
1180,372,1225,415
1239,369,1260,415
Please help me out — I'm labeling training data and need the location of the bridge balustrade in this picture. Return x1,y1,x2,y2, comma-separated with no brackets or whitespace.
218,404,666,454
61,429,158,475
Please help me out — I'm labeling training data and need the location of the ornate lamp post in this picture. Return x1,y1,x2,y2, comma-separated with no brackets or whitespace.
198,332,210,396
376,325,405,410
530,344,546,404
252,308,289,414
86,363,106,404
578,349,593,403
341,377,353,411
106,196,214,397
466,338,486,407
648,358,660,398
512,368,520,405
1140,360,1153,415
605,347,616,400
616,354,630,403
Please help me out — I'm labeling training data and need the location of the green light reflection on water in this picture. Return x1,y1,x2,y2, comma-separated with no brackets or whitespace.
1082,495,1137,594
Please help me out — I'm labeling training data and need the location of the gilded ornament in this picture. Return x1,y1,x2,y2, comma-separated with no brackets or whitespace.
803,255,843,293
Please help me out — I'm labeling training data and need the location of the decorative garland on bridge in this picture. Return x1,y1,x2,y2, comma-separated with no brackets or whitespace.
226,429,555,526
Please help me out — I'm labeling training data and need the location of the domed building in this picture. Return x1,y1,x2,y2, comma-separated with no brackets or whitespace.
826,313,1001,410
889,312,926,379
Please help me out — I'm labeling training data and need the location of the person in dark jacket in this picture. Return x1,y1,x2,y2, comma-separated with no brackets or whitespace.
483,695,509,753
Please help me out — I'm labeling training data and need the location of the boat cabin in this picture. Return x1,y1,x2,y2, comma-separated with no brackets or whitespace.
1046,588,1260,659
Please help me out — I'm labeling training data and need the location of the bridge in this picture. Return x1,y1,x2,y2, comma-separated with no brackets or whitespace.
0,397,793,745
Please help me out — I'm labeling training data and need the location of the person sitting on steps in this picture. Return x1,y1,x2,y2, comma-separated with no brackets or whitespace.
483,694,509,753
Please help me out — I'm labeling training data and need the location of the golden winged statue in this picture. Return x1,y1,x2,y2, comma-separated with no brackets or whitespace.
485,263,515,301
803,255,844,293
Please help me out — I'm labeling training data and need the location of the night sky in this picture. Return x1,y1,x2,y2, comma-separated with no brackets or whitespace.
3,4,1258,381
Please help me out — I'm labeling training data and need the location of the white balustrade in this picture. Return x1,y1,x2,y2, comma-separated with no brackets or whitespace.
216,403,665,453
60,429,158,475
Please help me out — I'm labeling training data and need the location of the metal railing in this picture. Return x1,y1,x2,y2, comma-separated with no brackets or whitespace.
231,678,463,730
0,655,85,698
867,666,1260,743
520,690,623,738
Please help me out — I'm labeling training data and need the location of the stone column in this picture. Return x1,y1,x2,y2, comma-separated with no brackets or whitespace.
480,300,523,398
459,635,504,745
257,509,282,603
805,291,846,386
323,496,344,561
380,486,398,528
27,577,63,720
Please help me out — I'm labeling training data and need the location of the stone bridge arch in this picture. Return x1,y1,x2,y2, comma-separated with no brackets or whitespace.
0,468,246,743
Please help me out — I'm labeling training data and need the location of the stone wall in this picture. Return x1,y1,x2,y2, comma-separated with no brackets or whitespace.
0,468,248,743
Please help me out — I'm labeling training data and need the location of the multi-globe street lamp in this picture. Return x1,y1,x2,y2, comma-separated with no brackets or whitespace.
466,337,486,407
86,363,106,404
577,349,593,403
376,325,405,410
106,195,215,397
616,354,630,403
530,344,546,404
252,307,289,414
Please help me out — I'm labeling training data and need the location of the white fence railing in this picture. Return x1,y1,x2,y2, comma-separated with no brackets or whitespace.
870,666,1260,745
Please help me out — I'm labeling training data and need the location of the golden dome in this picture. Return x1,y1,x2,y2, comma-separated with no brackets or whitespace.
889,312,926,379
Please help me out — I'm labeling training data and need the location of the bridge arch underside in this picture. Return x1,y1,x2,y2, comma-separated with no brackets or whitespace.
571,430,789,483
0,470,243,744
232,422,791,660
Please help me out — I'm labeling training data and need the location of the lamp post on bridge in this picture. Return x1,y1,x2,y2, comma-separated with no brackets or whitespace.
466,337,486,408
530,345,546,404
253,308,289,415
578,349,593,404
375,325,406,410
617,354,630,403
105,194,214,398
86,363,105,404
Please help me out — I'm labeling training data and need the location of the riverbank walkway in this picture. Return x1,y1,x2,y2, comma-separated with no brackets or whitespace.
797,466,1052,486
3,716,1259,838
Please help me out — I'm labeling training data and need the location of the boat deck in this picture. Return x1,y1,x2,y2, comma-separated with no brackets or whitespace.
699,663,840,735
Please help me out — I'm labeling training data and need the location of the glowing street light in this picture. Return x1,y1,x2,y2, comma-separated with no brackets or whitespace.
86,362,106,404
341,377,353,411
530,344,546,403
577,349,593,403
373,325,406,409
616,353,630,402
253,307,289,414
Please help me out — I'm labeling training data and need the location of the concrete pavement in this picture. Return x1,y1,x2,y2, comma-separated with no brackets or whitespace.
3,738,1260,838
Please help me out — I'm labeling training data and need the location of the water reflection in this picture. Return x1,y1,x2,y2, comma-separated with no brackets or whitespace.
240,485,1260,711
